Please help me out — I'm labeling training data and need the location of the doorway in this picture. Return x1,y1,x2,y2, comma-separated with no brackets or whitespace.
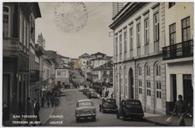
183,74,193,107
171,74,177,102
129,68,134,99
3,74,11,122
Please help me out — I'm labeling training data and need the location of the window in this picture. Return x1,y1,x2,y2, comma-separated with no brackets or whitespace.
146,81,151,96
146,64,150,76
138,80,142,94
156,81,162,98
144,18,149,44
119,34,122,60
137,22,141,48
129,26,133,50
169,2,175,8
182,17,191,41
138,65,142,76
169,23,176,45
115,36,118,61
144,17,149,55
156,63,161,76
153,12,159,52
57,70,61,76
124,29,127,59
137,21,141,56
3,6,10,37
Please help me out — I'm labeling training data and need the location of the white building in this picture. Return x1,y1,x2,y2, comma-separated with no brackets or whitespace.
55,67,70,86
163,2,193,113
110,2,166,114
90,52,112,68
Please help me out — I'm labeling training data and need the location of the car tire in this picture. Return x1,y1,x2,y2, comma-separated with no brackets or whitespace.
102,109,105,113
122,114,127,121
76,117,80,122
117,113,120,119
92,116,96,121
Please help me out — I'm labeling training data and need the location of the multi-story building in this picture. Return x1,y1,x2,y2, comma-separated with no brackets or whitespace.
90,52,112,69
3,3,41,123
29,43,44,101
162,2,193,114
92,61,113,84
110,2,166,114
55,67,70,87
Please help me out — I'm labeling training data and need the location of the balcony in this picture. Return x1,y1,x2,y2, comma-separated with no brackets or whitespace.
3,38,29,57
162,39,193,60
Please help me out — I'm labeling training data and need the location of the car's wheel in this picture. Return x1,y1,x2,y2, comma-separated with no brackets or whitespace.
116,113,120,119
102,109,106,113
92,116,96,121
76,117,80,122
122,115,127,121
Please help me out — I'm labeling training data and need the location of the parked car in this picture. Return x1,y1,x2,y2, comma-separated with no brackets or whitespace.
88,91,99,99
75,99,96,122
99,98,118,113
79,86,84,92
116,99,144,120
82,88,90,95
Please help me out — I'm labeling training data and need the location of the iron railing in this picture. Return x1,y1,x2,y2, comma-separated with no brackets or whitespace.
162,39,193,60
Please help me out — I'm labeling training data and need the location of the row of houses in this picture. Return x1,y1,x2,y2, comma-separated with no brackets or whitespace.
3,3,70,124
77,52,113,85
110,2,193,115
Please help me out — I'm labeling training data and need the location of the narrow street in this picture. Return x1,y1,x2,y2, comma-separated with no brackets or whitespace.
44,89,156,126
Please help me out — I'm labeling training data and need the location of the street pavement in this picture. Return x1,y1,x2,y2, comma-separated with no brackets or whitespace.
44,88,156,126
71,70,85,84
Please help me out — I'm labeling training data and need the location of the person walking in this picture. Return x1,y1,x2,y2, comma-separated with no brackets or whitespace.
27,97,34,125
173,95,185,116
46,91,51,107
34,98,40,121
51,92,55,107
173,95,186,126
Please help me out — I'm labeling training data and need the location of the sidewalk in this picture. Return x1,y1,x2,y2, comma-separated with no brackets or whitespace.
39,106,54,125
144,113,193,126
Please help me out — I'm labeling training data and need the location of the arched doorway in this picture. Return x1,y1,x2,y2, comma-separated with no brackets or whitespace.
129,68,134,99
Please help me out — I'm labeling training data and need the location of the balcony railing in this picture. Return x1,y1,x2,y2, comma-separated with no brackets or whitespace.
162,39,193,60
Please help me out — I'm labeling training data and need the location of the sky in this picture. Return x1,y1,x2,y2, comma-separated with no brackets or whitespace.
35,2,113,58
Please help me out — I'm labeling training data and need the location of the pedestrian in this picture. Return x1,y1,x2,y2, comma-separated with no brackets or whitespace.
46,91,50,107
34,98,40,121
27,97,34,125
41,96,44,108
51,92,55,107
173,95,186,126
173,95,185,116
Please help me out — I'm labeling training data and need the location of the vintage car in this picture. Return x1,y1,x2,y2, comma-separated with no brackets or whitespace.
88,91,99,99
99,98,118,113
75,99,96,122
82,88,90,95
116,99,144,120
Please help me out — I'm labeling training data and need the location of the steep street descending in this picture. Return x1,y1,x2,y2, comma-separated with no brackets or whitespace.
44,89,156,126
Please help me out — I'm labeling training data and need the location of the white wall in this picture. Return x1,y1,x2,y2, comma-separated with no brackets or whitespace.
166,61,193,101
165,2,194,45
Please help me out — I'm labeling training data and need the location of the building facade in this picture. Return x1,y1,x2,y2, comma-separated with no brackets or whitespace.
3,3,41,123
163,2,193,113
110,3,166,114
92,61,113,84
55,67,70,87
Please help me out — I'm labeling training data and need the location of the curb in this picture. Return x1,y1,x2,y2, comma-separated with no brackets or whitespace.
144,118,169,126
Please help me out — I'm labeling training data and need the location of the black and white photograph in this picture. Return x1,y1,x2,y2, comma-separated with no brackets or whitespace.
2,1,194,127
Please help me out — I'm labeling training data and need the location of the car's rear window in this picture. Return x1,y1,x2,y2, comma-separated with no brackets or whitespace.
125,101,141,107
103,99,116,103
78,101,93,107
